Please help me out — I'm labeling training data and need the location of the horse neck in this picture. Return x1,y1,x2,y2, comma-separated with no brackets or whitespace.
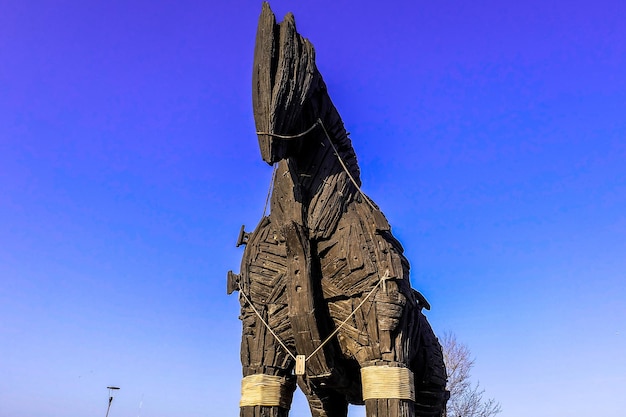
270,118,361,239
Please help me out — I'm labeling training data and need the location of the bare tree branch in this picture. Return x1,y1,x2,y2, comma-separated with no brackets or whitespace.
441,332,502,417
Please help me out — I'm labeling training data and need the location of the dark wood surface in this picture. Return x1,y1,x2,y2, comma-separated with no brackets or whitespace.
231,3,449,416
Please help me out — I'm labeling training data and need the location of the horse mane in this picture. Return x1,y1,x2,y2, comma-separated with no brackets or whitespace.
296,73,363,240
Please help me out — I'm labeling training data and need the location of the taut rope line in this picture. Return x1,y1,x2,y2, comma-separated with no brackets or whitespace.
262,165,277,218
256,120,321,139
239,270,390,373
306,270,390,361
256,118,379,213
238,285,297,361
249,119,391,373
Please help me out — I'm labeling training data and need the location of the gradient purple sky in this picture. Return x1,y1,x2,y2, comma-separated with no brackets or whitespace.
1,1,625,416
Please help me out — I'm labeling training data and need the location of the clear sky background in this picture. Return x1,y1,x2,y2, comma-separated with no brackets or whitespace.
1,1,624,416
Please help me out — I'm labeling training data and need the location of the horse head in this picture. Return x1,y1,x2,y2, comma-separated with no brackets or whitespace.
252,2,325,165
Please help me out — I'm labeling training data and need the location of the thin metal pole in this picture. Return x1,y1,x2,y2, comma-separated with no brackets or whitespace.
105,396,113,417
105,386,119,417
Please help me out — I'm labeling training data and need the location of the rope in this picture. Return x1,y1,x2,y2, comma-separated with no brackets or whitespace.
316,118,379,213
247,117,391,371
256,117,379,213
361,365,416,401
262,165,277,218
238,286,297,361
305,269,390,362
238,270,391,369
256,120,321,139
239,374,294,408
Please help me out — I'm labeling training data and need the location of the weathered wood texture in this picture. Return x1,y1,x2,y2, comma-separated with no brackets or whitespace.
284,221,333,377
231,3,449,417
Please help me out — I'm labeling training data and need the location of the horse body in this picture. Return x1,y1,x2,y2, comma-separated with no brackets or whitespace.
232,3,448,417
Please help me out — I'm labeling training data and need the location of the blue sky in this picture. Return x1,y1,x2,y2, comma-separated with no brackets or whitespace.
1,1,624,416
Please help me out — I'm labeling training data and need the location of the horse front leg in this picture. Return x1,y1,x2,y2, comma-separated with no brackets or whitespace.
327,279,417,417
239,300,297,417
364,280,415,417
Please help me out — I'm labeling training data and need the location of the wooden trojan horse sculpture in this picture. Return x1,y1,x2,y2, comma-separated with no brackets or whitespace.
228,3,449,416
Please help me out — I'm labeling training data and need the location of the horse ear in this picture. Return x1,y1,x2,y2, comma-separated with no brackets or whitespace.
252,3,279,164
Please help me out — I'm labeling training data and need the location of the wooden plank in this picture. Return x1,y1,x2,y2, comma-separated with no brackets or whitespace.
251,3,277,163
283,222,332,378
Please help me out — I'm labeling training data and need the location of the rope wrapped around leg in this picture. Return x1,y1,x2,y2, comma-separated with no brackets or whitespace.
239,374,296,409
361,365,415,401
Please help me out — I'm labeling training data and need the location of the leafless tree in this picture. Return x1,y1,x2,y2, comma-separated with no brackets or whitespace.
441,332,502,417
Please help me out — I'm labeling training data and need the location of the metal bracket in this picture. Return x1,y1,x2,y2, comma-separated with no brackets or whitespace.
236,225,250,247
227,270,240,295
